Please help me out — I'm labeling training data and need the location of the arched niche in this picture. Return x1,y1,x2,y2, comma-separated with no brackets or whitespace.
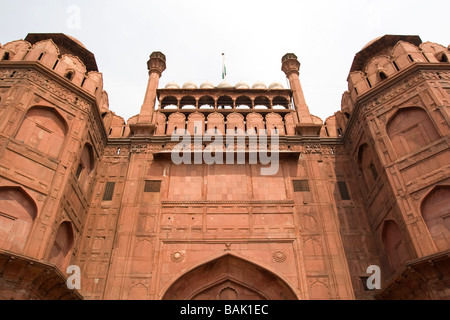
386,107,440,158
167,113,186,135
357,143,379,190
421,186,450,251
49,221,74,271
15,106,68,158
226,113,245,135
162,254,298,300
76,143,95,193
0,186,37,252
381,220,410,271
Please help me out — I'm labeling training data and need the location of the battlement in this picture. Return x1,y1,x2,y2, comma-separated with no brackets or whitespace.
0,34,109,114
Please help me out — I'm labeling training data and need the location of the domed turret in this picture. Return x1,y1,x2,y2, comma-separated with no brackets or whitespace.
200,81,215,89
217,81,233,89
252,81,267,90
182,81,198,89
165,81,180,89
235,81,250,89
269,82,284,90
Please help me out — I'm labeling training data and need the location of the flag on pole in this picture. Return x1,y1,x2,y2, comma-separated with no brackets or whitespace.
222,53,227,80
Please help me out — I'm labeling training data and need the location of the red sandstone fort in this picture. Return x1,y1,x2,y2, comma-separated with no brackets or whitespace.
0,33,448,300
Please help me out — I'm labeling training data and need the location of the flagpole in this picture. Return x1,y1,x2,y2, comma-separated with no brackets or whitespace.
222,53,226,80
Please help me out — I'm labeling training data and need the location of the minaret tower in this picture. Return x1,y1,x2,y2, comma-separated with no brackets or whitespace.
282,53,322,136
131,51,166,135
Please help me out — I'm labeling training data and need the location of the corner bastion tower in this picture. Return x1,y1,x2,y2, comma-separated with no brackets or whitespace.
0,34,448,300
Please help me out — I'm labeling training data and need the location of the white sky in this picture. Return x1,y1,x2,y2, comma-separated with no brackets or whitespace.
1,0,449,123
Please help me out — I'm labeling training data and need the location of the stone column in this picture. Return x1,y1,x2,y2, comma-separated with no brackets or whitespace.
282,53,322,136
132,52,166,135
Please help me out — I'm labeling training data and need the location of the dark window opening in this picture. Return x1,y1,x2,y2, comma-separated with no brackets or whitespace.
109,128,113,136
338,181,351,200
379,72,388,81
75,164,83,180
52,60,59,70
235,126,238,134
38,52,44,61
369,163,378,181
366,78,372,88
407,54,414,63
439,54,449,63
144,180,161,193
103,182,116,201
393,61,400,71
354,87,358,95
293,180,310,192
214,126,218,134
81,77,86,87
274,127,278,134
194,127,197,135
337,128,343,137
10,71,16,78
65,71,74,81
254,127,258,134
2,52,10,61
174,126,177,134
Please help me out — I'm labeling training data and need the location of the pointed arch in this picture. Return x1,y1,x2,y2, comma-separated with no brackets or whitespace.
0,186,38,252
421,185,450,251
381,220,410,271
162,253,298,300
386,107,440,158
48,221,74,271
15,106,68,158
76,143,95,193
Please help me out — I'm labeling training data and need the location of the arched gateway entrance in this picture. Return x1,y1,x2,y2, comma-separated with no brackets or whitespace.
162,254,298,300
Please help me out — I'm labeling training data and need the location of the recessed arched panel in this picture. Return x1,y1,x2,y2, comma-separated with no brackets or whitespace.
0,187,37,252
76,143,95,193
357,143,379,190
421,186,450,251
49,221,74,271
15,106,68,158
266,113,285,135
206,113,225,135
226,113,245,134
162,254,298,300
381,220,410,271
246,113,265,135
187,112,205,136
387,107,440,158
167,113,186,135
154,112,167,135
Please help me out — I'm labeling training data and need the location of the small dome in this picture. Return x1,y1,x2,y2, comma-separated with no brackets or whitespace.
182,81,198,89
200,81,215,89
217,81,233,89
66,35,86,49
235,81,250,89
165,81,180,89
252,81,267,90
269,82,284,90
362,36,383,50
